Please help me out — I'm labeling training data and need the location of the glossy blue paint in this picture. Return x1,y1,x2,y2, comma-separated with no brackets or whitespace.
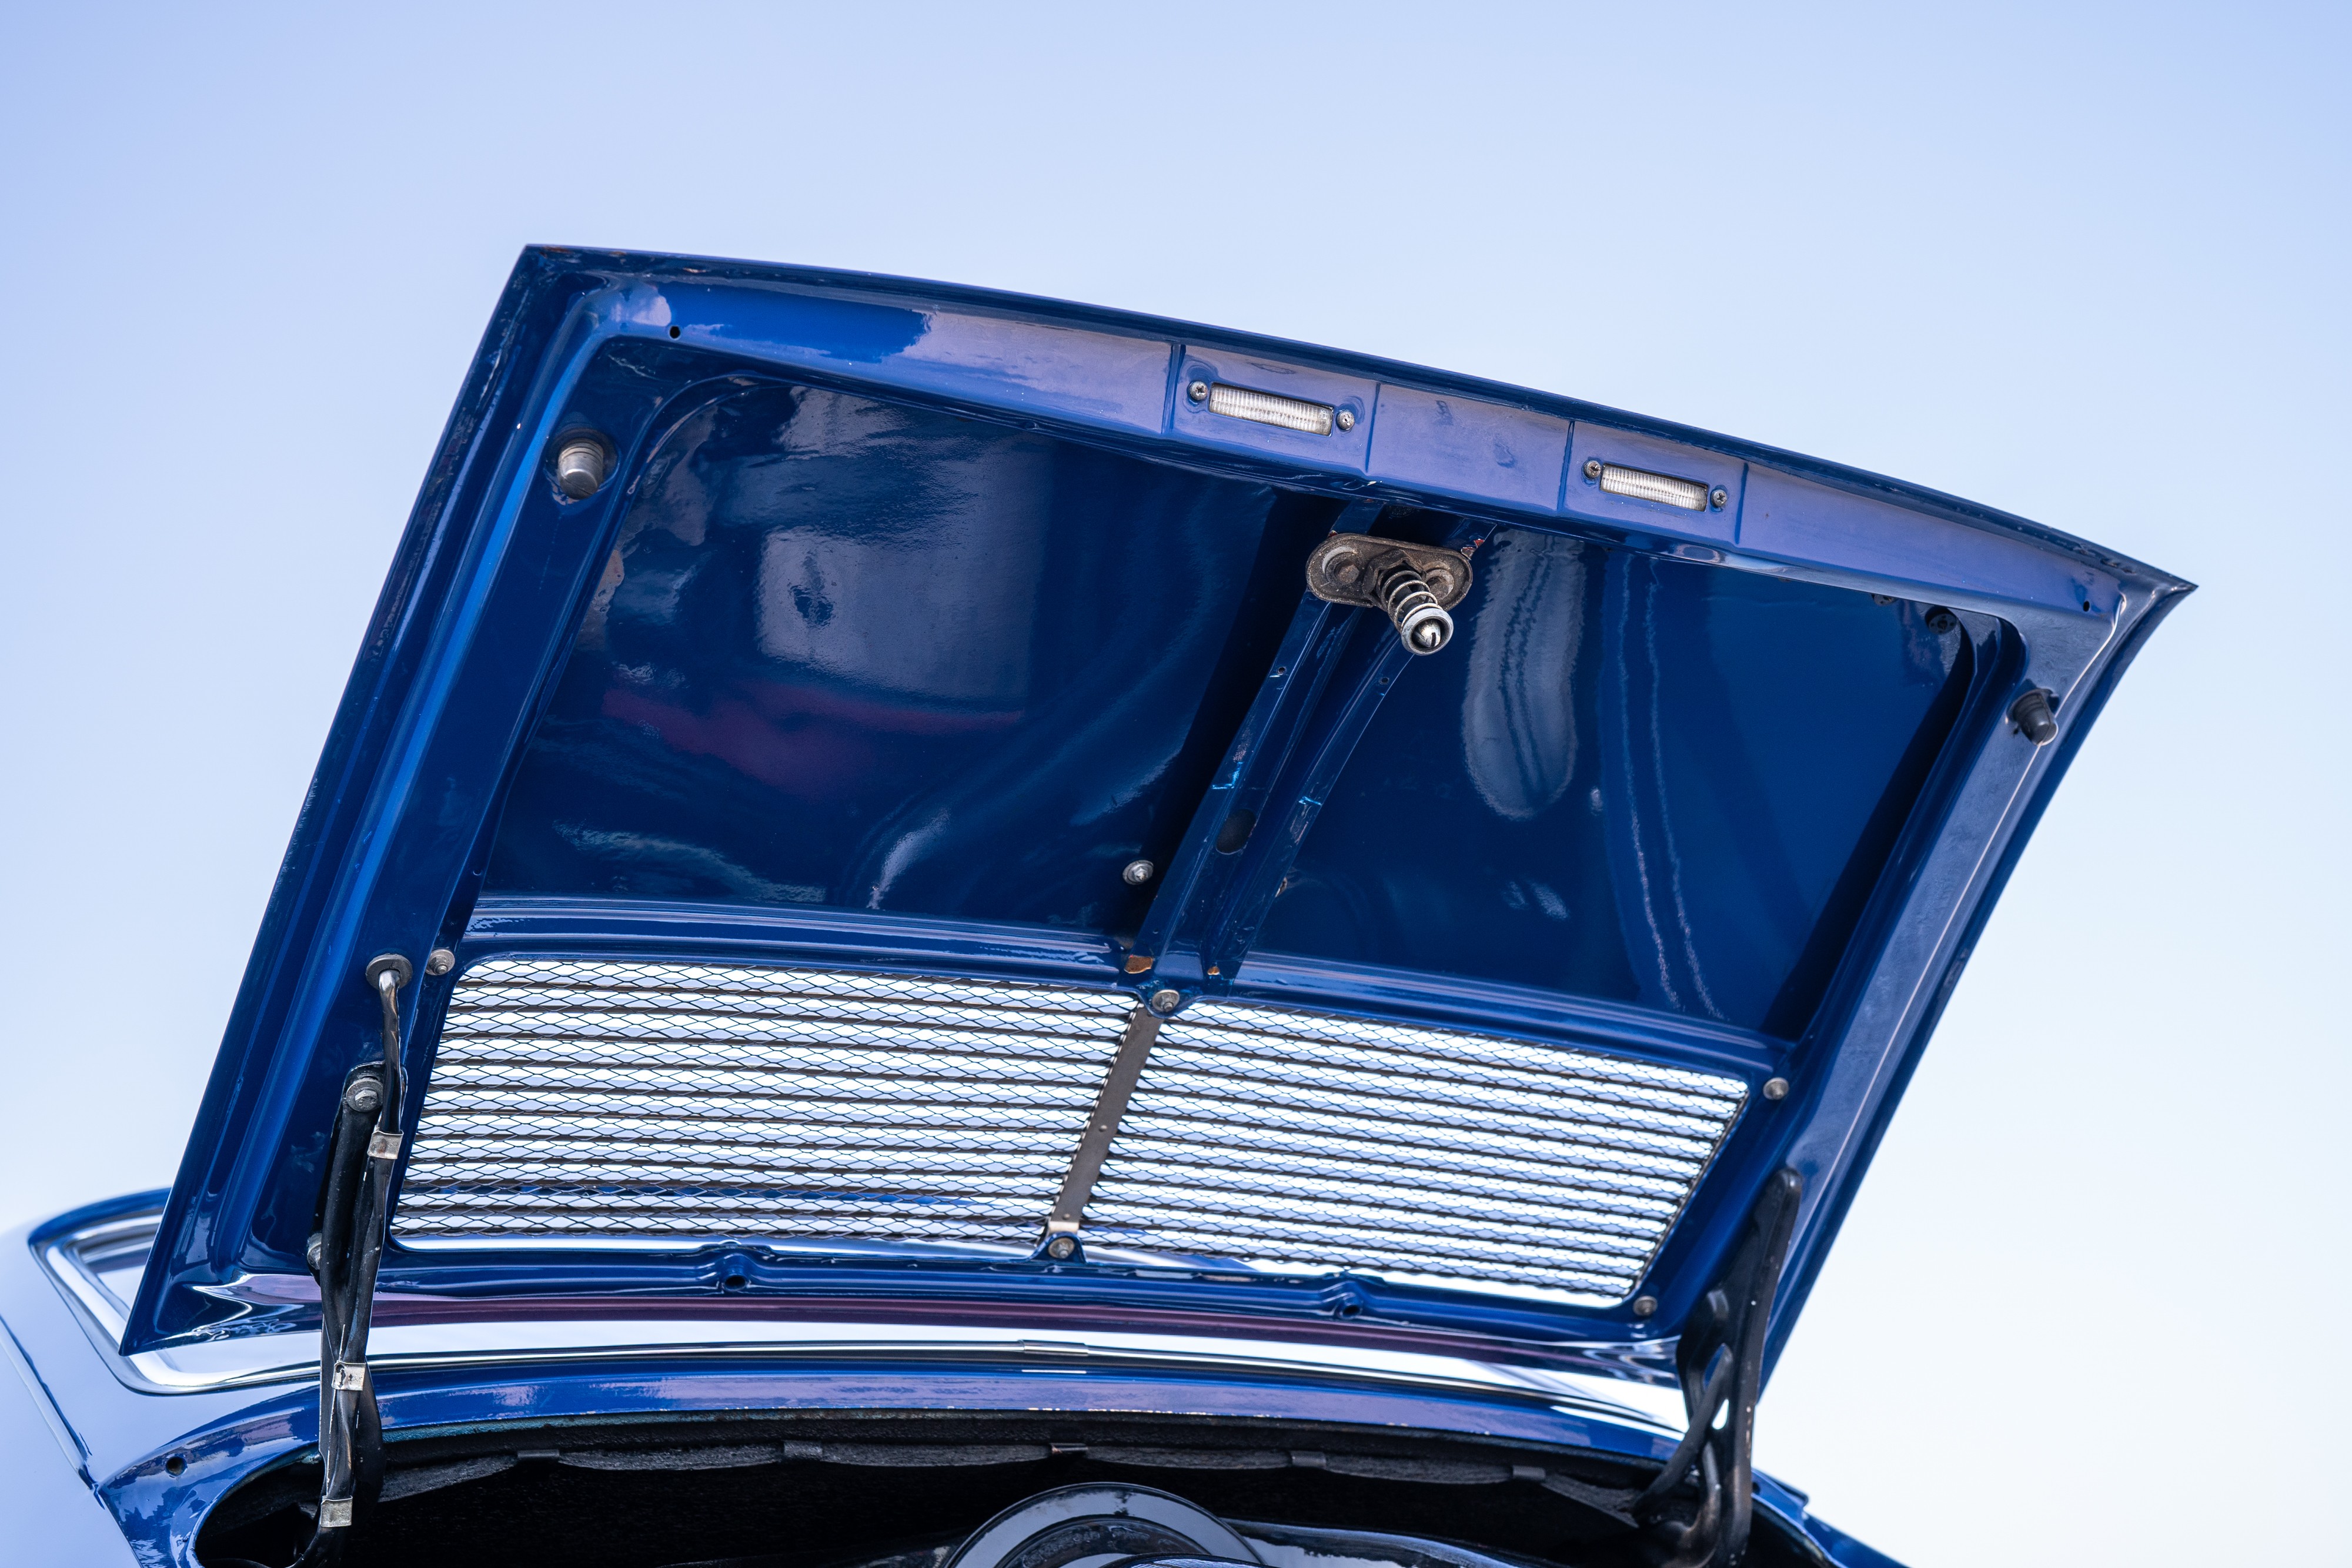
1258,539,1983,1034
0,1355,138,1566
6,1200,1893,1564
1126,500,1450,990
120,248,2187,1426
485,381,1329,931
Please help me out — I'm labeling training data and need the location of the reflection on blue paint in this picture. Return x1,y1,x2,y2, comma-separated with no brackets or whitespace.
487,383,1329,931
490,384,1970,1040
1258,533,1970,1037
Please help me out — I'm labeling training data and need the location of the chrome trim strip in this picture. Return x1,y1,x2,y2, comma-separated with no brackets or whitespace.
35,1211,1679,1442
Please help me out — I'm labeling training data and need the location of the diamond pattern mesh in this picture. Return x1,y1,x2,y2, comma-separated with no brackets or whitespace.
392,959,1747,1302
390,959,1133,1247
1080,1001,1747,1300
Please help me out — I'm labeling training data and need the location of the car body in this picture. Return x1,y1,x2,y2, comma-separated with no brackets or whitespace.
1,248,2187,1567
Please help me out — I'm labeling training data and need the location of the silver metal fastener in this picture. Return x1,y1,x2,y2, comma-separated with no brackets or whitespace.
554,435,610,499
1709,487,1729,510
1762,1076,1789,1101
425,948,456,976
1335,409,1357,431
1188,380,1210,403
1305,534,1468,656
1148,988,1182,1015
1122,859,1155,885
1583,458,1603,479
1044,1235,1078,1260
1631,1295,1659,1318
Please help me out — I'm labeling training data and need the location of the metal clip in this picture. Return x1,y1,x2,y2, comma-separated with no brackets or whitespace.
319,1498,355,1529
367,1131,403,1161
332,1360,369,1392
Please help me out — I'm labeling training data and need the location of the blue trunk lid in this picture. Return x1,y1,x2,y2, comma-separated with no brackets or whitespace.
122,248,2187,1392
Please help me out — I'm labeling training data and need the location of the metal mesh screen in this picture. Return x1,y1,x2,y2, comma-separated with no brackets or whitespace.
393,959,1746,1302
390,959,1133,1247
1079,1001,1747,1300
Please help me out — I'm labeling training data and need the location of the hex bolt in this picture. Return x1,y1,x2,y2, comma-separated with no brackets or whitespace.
1188,380,1211,403
305,1231,326,1273
1335,409,1357,431
1631,1295,1659,1318
1148,988,1183,1015
554,435,611,500
342,1079,382,1114
2010,687,2059,745
1583,458,1603,480
1762,1076,1789,1101
1044,1235,1078,1260
1709,487,1729,510
1122,859,1155,885
425,947,457,977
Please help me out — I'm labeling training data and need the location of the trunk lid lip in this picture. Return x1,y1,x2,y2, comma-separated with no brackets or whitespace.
18,1201,1836,1560
43,1198,1692,1444
119,1395,1716,1567
45,1198,1697,1394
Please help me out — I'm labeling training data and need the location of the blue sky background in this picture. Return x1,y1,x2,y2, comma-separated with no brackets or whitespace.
2,6,2344,1563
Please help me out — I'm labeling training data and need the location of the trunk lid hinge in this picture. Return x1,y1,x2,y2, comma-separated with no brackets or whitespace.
1635,1166,1804,1567
292,952,413,1564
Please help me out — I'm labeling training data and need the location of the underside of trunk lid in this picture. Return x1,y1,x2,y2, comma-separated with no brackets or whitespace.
123,246,2186,1423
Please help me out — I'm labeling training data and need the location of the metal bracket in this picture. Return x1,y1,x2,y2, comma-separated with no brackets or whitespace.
1635,1167,1803,1567
307,955,410,1556
1124,510,1489,989
1044,1008,1165,1237
1305,534,1472,654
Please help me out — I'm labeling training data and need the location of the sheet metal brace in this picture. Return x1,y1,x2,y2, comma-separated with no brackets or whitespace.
1038,1006,1164,1258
